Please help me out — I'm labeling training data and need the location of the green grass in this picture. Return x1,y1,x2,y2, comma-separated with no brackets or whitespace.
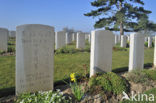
0,41,154,96
0,56,15,89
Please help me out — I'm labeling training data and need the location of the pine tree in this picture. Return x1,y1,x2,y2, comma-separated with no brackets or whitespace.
84,0,152,35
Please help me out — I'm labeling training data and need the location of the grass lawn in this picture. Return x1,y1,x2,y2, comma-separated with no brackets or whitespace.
0,41,154,96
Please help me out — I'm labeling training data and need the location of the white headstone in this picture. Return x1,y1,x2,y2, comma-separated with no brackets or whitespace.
76,32,85,49
112,34,115,47
9,31,16,38
88,34,91,43
129,33,144,71
66,32,72,44
85,34,88,40
55,31,66,49
118,35,121,43
0,28,8,51
148,36,152,48
72,33,77,41
90,30,114,77
120,35,127,48
127,35,130,42
144,37,148,42
16,24,55,95
115,35,118,45
154,35,156,67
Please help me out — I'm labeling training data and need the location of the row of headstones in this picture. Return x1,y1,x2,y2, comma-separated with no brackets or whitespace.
114,35,154,48
55,31,90,49
0,24,155,95
0,27,91,51
0,27,153,52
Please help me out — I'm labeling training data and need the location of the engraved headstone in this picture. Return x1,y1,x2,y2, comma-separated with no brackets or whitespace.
129,33,144,71
90,30,114,77
0,28,8,51
16,24,55,95
55,31,66,49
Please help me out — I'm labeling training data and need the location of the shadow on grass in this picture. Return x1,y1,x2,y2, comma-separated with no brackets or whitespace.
0,87,15,98
0,63,153,97
112,63,153,73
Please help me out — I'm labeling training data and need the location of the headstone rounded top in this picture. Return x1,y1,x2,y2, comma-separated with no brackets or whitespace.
130,32,144,38
0,28,8,31
92,30,114,37
16,24,54,31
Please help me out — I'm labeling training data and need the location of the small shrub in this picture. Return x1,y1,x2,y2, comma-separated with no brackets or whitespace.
144,42,154,47
113,47,127,51
126,69,156,84
144,41,148,47
89,72,128,95
16,90,72,103
0,50,6,55
7,47,15,53
55,46,90,54
143,69,156,80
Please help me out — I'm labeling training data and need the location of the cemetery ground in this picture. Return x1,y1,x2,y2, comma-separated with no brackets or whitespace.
0,38,156,102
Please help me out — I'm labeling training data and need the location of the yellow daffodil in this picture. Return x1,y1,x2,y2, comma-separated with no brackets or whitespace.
70,73,76,82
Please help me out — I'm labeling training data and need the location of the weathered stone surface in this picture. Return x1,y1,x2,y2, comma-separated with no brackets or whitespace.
66,32,72,44
120,35,127,48
16,24,55,95
9,30,16,38
90,30,113,77
76,32,85,49
55,31,66,49
129,33,144,71
0,28,8,51
148,36,152,48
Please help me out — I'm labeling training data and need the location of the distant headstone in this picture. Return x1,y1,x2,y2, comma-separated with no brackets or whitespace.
16,24,55,95
144,37,148,42
90,30,114,77
0,28,8,51
118,35,121,43
112,34,115,47
127,35,130,42
88,34,91,43
129,33,144,71
120,35,127,48
66,32,72,44
76,32,85,49
55,31,66,49
115,35,118,45
85,34,88,40
72,33,77,41
9,30,16,38
148,36,152,48
154,35,156,67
